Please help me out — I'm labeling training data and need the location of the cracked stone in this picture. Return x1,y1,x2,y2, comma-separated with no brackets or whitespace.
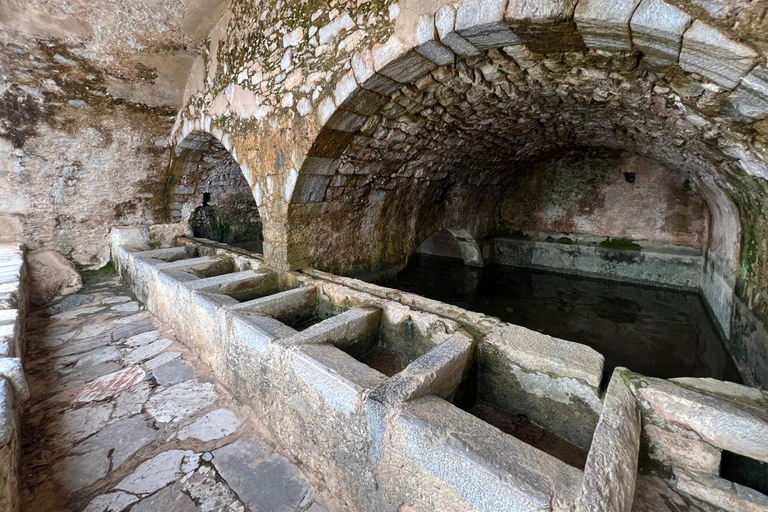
131,484,200,512
75,365,147,403
115,449,196,494
76,415,156,469
124,338,173,366
214,451,314,512
145,351,181,370
113,380,153,418
112,301,140,312
177,409,243,442
52,446,111,492
55,402,113,444
82,491,139,512
125,330,160,347
145,379,218,423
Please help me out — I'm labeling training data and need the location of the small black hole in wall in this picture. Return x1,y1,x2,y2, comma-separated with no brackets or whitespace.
624,172,636,183
202,192,211,206
721,450,768,496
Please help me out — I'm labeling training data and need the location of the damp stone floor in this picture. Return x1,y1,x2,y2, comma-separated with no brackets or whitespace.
20,272,341,512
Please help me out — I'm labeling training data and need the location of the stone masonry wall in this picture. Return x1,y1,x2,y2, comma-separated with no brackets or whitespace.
169,137,263,244
0,0,228,268
496,148,708,248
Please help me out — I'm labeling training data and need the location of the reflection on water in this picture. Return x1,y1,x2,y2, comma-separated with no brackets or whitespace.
382,253,742,382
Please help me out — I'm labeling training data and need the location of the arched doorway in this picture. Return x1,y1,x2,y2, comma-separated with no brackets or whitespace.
169,131,263,252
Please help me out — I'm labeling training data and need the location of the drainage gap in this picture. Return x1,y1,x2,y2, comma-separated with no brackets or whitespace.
721,450,768,495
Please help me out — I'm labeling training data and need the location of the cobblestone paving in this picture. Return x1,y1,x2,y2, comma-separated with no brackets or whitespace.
20,273,337,512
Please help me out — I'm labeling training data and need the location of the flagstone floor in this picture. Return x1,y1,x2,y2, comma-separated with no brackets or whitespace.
20,272,340,512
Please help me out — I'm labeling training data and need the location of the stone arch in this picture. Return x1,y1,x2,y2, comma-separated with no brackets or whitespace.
170,128,265,250
283,0,768,384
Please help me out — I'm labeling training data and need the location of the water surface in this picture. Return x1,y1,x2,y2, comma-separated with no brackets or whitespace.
382,253,742,382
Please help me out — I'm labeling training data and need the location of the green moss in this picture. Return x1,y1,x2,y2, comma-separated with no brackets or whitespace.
557,236,573,245
80,260,117,279
600,237,642,251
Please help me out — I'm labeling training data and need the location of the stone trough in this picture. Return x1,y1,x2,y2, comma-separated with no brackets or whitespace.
111,228,768,512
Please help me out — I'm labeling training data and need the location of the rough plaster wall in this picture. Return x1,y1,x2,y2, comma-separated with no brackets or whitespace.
0,0,228,267
497,149,707,248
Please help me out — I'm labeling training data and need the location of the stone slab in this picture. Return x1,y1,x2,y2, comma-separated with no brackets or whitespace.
630,0,692,67
178,408,242,442
679,20,758,89
213,441,312,512
153,358,195,386
574,0,643,52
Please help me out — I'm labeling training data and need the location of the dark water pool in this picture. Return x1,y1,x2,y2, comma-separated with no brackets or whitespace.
381,253,742,383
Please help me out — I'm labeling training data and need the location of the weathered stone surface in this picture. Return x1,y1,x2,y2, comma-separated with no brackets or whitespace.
178,409,242,442
145,379,218,423
574,368,641,512
0,358,28,402
74,365,147,403
679,20,758,89
213,440,312,512
644,424,721,475
638,378,768,463
726,63,768,120
131,485,200,512
505,0,584,53
455,0,522,49
27,250,82,304
124,337,173,365
115,449,196,494
435,4,483,58
153,358,195,386
76,415,156,469
113,380,153,418
82,491,139,512
52,447,110,492
675,470,768,512
0,379,14,446
55,402,113,444
574,0,642,51
630,0,692,67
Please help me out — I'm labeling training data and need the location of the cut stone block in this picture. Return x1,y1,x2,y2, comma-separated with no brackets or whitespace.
726,63,768,120
0,358,28,402
292,175,330,203
675,469,768,512
351,47,402,96
435,4,483,58
392,397,582,511
115,449,195,494
505,0,585,53
638,378,768,463
145,379,218,423
574,0,643,52
131,485,198,512
679,20,758,89
214,442,312,512
645,424,721,475
455,0,522,49
280,307,381,350
153,358,194,386
414,14,455,66
0,379,14,446
177,408,242,442
630,0,692,67
74,365,147,403
575,368,641,512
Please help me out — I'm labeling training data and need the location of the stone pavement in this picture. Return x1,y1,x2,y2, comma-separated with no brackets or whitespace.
20,273,339,512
